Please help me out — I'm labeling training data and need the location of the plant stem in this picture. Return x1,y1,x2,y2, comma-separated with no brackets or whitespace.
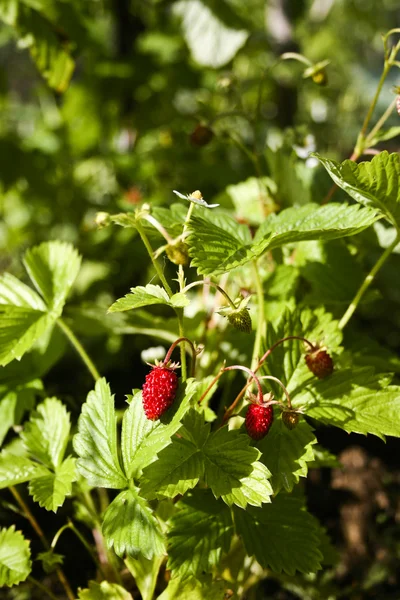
164,336,198,377
176,311,187,381
183,280,237,308
9,486,75,600
28,577,60,600
339,233,400,330
57,318,100,382
365,96,397,145
69,521,108,580
258,375,292,409
358,62,390,144
136,220,173,297
175,202,196,380
251,260,265,372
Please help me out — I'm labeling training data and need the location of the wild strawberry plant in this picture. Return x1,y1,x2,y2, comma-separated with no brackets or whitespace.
1,25,400,600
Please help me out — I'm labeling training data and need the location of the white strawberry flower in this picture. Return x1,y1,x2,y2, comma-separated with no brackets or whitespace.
173,189,219,208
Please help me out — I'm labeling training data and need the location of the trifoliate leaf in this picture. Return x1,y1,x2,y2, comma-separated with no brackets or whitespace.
234,495,323,574
203,427,273,508
174,0,248,68
21,397,70,468
296,368,400,439
252,203,380,253
23,241,81,315
122,381,198,479
102,488,166,559
258,419,317,493
157,573,228,600
167,489,234,580
315,151,400,228
74,378,127,489
37,550,64,573
28,456,75,512
78,580,133,599
125,554,163,600
0,452,39,488
0,526,32,587
0,305,53,367
108,284,188,313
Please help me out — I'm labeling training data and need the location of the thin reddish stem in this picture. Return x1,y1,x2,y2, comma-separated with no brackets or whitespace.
164,336,198,377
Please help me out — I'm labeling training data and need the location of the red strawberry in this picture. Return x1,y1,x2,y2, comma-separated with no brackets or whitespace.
142,363,179,420
305,348,333,379
245,403,274,440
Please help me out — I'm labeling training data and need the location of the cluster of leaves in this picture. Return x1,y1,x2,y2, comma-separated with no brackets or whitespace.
0,149,400,598
1,1,400,598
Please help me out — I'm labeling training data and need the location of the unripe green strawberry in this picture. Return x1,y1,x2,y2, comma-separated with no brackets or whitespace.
282,410,300,430
142,363,179,420
165,240,190,266
305,348,333,379
245,403,274,440
218,296,252,334
227,308,252,334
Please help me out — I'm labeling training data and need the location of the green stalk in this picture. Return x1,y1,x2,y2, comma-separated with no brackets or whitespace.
357,62,390,145
339,233,400,330
365,96,397,146
183,280,237,308
176,202,196,381
28,577,60,600
9,486,75,600
135,220,173,297
57,318,100,382
251,260,265,372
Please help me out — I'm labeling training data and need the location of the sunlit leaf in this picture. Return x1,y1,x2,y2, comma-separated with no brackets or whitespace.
0,526,32,587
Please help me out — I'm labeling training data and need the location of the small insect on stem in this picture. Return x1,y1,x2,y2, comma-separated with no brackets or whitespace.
173,189,220,208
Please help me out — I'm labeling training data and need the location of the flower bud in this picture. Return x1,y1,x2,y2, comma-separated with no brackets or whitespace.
165,240,190,266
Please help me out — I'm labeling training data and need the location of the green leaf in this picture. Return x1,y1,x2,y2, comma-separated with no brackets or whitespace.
21,397,70,468
226,176,277,225
140,435,202,499
0,305,53,367
23,241,81,315
78,581,133,599
28,456,75,512
122,381,198,479
367,126,400,146
0,452,39,488
0,526,32,587
0,272,45,310
108,284,188,313
203,427,273,508
102,488,166,559
296,368,400,439
252,203,380,254
0,2,74,92
187,203,379,276
37,549,64,573
187,213,255,276
157,574,228,600
74,378,127,489
0,385,38,447
167,489,234,580
258,418,317,493
234,495,323,574
125,554,163,600
315,151,400,227
174,0,248,68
